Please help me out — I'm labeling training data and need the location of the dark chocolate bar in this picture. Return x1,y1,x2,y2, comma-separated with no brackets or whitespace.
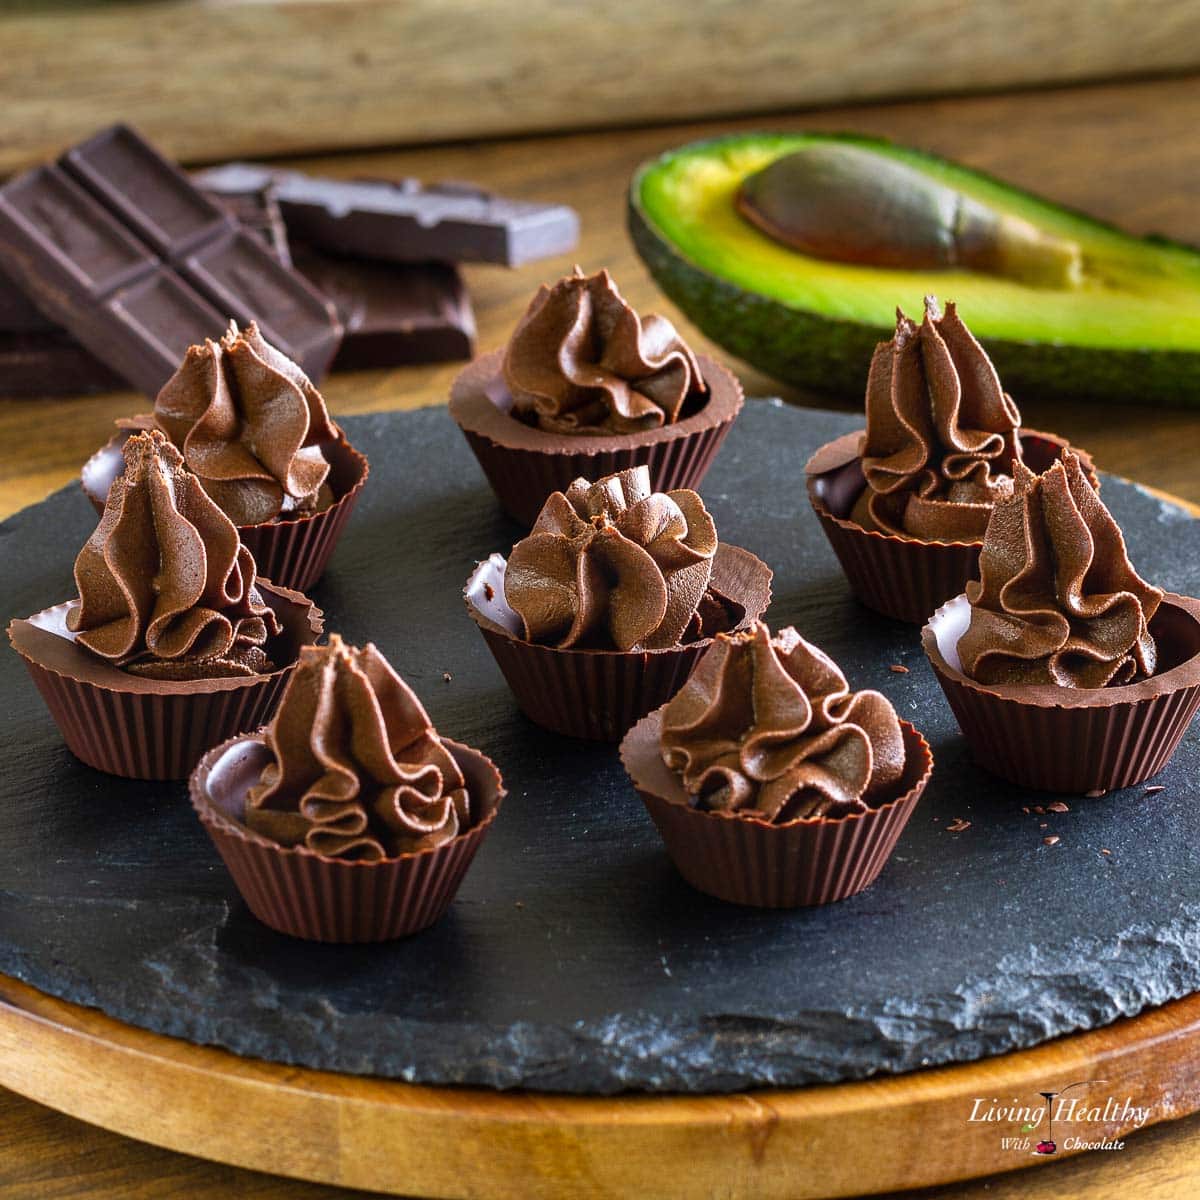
0,183,294,397
0,125,340,396
0,330,124,396
293,248,475,370
194,162,579,267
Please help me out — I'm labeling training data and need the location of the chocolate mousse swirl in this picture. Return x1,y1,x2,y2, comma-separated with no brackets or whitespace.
68,430,280,680
851,297,1023,543
660,622,905,821
958,451,1162,688
154,320,340,526
245,635,469,861
505,466,719,651
502,268,706,436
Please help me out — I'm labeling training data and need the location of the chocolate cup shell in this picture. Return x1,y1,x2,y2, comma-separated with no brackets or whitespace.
82,428,369,592
922,592,1200,794
7,582,323,781
190,734,505,942
805,429,1096,625
465,542,772,742
621,711,933,908
448,349,744,526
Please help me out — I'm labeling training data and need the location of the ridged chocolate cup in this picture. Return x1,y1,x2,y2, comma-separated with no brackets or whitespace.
621,710,933,908
8,582,323,781
81,426,369,592
448,349,744,526
923,592,1200,794
465,542,772,742
805,429,1095,625
189,733,505,942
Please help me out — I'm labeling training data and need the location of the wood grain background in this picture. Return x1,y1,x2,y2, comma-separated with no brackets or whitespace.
2,0,1200,171
3,73,1199,519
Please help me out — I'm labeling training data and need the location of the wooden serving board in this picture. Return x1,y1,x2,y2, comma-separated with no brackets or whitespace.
4,973,1200,1198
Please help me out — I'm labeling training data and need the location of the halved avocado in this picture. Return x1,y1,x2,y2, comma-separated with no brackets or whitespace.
629,132,1200,406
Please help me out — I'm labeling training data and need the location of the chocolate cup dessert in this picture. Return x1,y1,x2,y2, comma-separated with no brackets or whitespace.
621,711,933,908
8,583,323,781
923,592,1200,794
465,542,772,742
805,429,1096,625
81,427,369,593
190,733,504,942
449,350,744,526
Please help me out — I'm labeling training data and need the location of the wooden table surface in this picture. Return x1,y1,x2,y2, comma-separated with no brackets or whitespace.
2,72,1200,1199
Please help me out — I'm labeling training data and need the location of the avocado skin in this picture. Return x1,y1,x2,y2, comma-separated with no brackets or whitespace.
628,134,1200,407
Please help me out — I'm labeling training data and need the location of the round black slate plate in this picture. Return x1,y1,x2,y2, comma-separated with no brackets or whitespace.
2,403,1199,1096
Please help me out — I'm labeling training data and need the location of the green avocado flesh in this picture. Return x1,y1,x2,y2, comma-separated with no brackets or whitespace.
629,132,1200,405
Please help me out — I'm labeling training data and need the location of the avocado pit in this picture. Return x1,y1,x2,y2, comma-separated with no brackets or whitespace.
736,144,1083,290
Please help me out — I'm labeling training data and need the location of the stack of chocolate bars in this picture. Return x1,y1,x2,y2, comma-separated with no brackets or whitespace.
0,124,579,397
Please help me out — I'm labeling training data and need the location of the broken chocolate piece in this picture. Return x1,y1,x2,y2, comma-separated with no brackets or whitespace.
194,162,579,266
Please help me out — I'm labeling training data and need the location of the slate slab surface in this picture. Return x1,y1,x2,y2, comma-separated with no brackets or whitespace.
2,402,1198,1095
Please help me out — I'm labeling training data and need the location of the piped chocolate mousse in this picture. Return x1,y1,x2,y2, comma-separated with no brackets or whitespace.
504,466,728,651
660,622,907,821
69,429,280,681
465,465,771,740
188,634,505,940
956,451,1162,688
804,296,1093,623
10,429,323,779
154,320,340,524
504,267,706,435
244,635,470,861
851,297,1021,543
80,321,369,591
448,267,743,526
922,452,1200,793
620,620,933,907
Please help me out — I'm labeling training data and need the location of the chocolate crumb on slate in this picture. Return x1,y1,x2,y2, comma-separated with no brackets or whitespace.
947,818,971,832
1101,848,1112,855
889,664,909,674
1145,785,1165,794
443,672,452,682
1047,801,1070,813
1043,836,1060,846
1085,789,1107,798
